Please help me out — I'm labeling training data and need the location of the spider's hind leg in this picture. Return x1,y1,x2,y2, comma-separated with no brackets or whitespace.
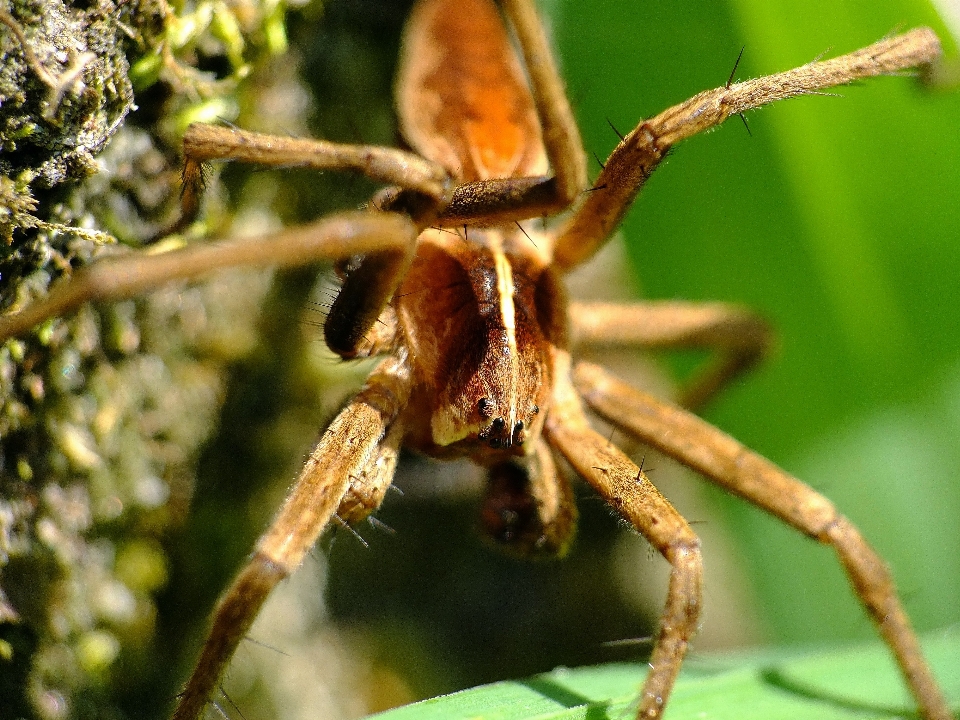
0,212,421,351
572,360,952,720
176,123,451,232
569,300,773,409
498,0,588,209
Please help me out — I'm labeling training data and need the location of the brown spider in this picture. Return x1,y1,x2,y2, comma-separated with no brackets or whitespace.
0,0,950,718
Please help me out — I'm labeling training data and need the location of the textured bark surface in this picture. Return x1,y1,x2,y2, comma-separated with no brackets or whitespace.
0,1,305,716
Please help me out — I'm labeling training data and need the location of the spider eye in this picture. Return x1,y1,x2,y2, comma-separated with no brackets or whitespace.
478,397,495,418
486,417,508,448
512,421,525,446
531,404,539,416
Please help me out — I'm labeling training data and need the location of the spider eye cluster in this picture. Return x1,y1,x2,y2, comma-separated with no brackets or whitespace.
475,402,538,449
478,416,514,449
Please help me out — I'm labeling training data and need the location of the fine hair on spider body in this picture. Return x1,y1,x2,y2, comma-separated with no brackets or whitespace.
0,1,951,720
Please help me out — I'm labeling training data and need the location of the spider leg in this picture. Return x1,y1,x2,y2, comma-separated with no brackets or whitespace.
569,300,773,409
572,360,952,720
178,123,451,230
0,211,417,349
552,28,941,270
545,351,702,720
172,354,412,720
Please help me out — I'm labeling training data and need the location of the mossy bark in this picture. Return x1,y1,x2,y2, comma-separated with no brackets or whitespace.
0,1,318,716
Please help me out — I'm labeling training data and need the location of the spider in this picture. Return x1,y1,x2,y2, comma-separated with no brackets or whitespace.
0,0,951,718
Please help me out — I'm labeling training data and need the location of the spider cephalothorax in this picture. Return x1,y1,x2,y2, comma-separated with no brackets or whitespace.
395,227,560,458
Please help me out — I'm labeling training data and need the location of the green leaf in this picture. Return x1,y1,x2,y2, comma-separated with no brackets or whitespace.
368,629,960,720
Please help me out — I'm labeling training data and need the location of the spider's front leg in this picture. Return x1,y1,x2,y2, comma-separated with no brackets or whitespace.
572,360,952,720
545,352,702,719
173,355,411,720
0,211,419,348
552,28,941,271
